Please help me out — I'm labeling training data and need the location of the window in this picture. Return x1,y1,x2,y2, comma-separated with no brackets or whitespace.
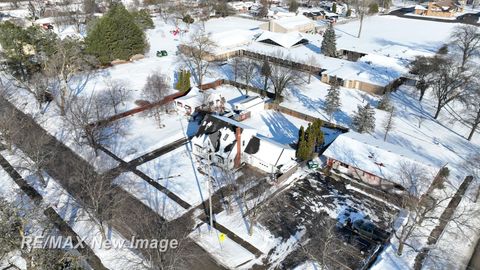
223,133,229,141
242,140,245,146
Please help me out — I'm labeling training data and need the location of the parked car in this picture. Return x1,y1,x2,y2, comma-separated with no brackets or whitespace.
156,50,168,57
307,160,319,169
352,219,390,243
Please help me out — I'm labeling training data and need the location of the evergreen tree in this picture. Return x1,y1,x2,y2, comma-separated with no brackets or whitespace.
175,70,184,91
131,9,154,30
332,2,337,13
346,8,352,17
289,0,299,12
184,70,191,91
321,23,337,58
298,126,305,143
352,103,376,133
368,3,379,14
261,59,271,95
85,3,147,64
377,92,392,111
324,81,341,120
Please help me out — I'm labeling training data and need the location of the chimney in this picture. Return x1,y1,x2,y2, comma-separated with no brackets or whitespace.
234,127,242,168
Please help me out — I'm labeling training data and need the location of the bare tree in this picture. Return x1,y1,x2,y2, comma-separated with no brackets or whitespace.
45,37,96,116
180,28,217,88
450,25,480,69
72,167,123,241
58,0,86,34
299,218,352,270
239,59,256,96
231,57,242,83
382,106,395,141
8,126,54,187
66,93,124,155
427,57,471,119
305,55,318,84
142,72,170,127
102,79,132,114
257,0,269,18
27,0,46,20
235,177,271,236
355,0,370,38
0,197,82,270
462,77,480,141
389,162,475,257
268,51,305,102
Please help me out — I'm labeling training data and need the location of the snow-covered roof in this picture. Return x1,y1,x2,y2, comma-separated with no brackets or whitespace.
245,135,297,173
323,131,439,194
321,53,404,86
415,5,427,10
210,29,255,50
256,31,309,48
269,15,315,30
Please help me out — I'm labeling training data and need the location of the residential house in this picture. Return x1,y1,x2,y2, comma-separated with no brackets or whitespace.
259,15,316,33
323,131,440,197
255,31,309,48
191,114,297,174
414,0,463,17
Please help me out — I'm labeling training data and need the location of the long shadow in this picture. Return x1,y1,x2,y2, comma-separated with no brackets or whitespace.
261,111,299,145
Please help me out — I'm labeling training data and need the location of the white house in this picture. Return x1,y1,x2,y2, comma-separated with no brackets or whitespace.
175,88,225,115
259,15,316,33
192,114,297,174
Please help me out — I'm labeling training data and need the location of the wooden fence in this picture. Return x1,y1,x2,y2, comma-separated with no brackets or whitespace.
91,89,189,127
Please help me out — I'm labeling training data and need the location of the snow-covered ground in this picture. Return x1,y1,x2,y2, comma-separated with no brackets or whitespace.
190,222,257,269
107,113,193,162
114,172,187,221
136,144,209,207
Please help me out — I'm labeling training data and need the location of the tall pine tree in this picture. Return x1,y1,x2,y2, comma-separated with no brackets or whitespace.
321,23,337,58
352,103,376,133
85,3,147,64
324,80,341,120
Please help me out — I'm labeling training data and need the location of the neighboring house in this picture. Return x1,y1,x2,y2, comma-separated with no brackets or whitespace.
323,132,440,197
320,53,404,95
210,29,255,53
175,88,225,115
192,114,297,174
256,31,309,48
414,0,463,17
259,15,316,33
303,11,326,20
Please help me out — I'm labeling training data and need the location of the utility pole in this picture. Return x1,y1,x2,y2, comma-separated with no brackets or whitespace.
208,155,213,232
201,150,214,232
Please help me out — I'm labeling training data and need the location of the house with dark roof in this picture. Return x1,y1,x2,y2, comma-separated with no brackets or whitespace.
191,114,297,174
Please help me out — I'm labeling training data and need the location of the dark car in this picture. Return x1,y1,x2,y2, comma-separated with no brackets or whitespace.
352,219,390,243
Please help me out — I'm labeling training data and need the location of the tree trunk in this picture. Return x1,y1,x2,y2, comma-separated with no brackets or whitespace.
419,89,425,102
434,102,442,119
249,217,255,236
467,109,480,141
263,76,268,94
397,240,404,256
357,14,364,38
